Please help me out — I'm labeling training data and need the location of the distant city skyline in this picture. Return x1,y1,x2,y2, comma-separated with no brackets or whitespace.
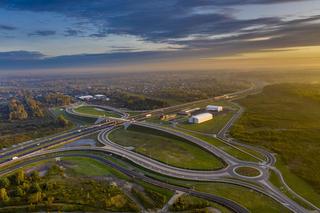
0,0,320,72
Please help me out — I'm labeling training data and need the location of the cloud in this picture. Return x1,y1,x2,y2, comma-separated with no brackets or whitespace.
28,30,56,36
0,0,319,70
0,49,189,70
0,50,45,60
0,24,16,31
64,29,82,36
1,1,316,43
177,0,307,7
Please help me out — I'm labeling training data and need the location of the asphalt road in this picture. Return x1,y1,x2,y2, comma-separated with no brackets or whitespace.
97,123,308,213
0,151,248,213
0,85,313,213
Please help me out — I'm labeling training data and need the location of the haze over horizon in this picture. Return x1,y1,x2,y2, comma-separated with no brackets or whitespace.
0,0,320,73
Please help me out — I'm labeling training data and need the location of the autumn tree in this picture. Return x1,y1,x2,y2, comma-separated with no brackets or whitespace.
0,177,10,188
0,188,9,202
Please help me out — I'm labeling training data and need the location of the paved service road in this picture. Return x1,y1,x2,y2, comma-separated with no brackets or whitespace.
0,152,249,213
0,85,314,213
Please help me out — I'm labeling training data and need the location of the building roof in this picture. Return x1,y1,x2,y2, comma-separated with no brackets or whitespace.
79,95,93,99
191,112,213,119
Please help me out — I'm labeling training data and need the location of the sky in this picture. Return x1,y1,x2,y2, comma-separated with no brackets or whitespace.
0,0,320,73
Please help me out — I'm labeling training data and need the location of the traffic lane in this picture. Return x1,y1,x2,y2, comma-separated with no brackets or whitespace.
99,126,268,181
0,152,248,213
0,124,114,164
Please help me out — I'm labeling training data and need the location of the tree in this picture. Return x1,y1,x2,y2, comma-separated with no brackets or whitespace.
25,96,44,118
30,183,41,193
0,177,10,188
13,170,25,185
8,98,28,120
28,192,43,204
0,188,9,202
46,196,54,206
14,186,25,197
30,171,40,182
57,115,69,127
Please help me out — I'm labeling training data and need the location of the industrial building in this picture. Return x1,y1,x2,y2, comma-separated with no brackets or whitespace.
206,105,223,112
188,113,213,124
94,94,110,101
179,107,200,115
78,95,94,101
160,114,176,121
94,94,106,99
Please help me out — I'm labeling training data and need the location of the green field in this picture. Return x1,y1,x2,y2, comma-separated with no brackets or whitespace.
51,107,95,125
177,111,234,134
235,167,261,177
108,125,226,170
194,182,291,213
231,83,320,207
169,194,231,212
5,151,292,212
0,156,178,212
129,164,290,213
188,132,262,162
74,106,120,118
0,161,139,212
61,157,128,178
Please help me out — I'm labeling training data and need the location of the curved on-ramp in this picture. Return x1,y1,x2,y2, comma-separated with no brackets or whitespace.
0,151,249,213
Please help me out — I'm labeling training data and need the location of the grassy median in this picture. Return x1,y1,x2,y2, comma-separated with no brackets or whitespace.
74,106,120,117
108,125,226,170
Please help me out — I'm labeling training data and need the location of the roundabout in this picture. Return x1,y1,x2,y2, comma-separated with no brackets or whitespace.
233,166,263,179
0,90,316,213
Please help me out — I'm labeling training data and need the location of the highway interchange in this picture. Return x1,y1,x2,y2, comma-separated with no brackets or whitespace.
0,87,318,213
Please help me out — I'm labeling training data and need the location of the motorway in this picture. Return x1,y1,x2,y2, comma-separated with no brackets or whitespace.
95,123,309,213
0,85,316,213
0,151,248,213
65,103,129,120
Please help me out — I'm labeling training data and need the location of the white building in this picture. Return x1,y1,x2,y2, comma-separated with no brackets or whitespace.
94,94,109,100
188,113,213,124
78,95,93,101
94,94,106,99
206,105,223,112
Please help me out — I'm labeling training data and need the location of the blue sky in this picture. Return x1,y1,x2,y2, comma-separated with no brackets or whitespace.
0,0,320,72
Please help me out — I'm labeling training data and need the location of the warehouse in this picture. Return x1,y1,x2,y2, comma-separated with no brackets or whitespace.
78,95,93,101
188,113,213,124
160,114,176,121
206,105,223,112
179,107,200,115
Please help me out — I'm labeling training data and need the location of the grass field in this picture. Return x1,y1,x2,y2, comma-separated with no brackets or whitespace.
231,83,320,207
51,107,94,125
169,194,232,212
99,151,293,213
0,159,139,212
74,106,121,118
194,182,291,213
127,163,291,213
188,133,261,162
234,167,260,177
21,151,291,212
61,157,128,178
0,155,179,212
108,125,226,170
